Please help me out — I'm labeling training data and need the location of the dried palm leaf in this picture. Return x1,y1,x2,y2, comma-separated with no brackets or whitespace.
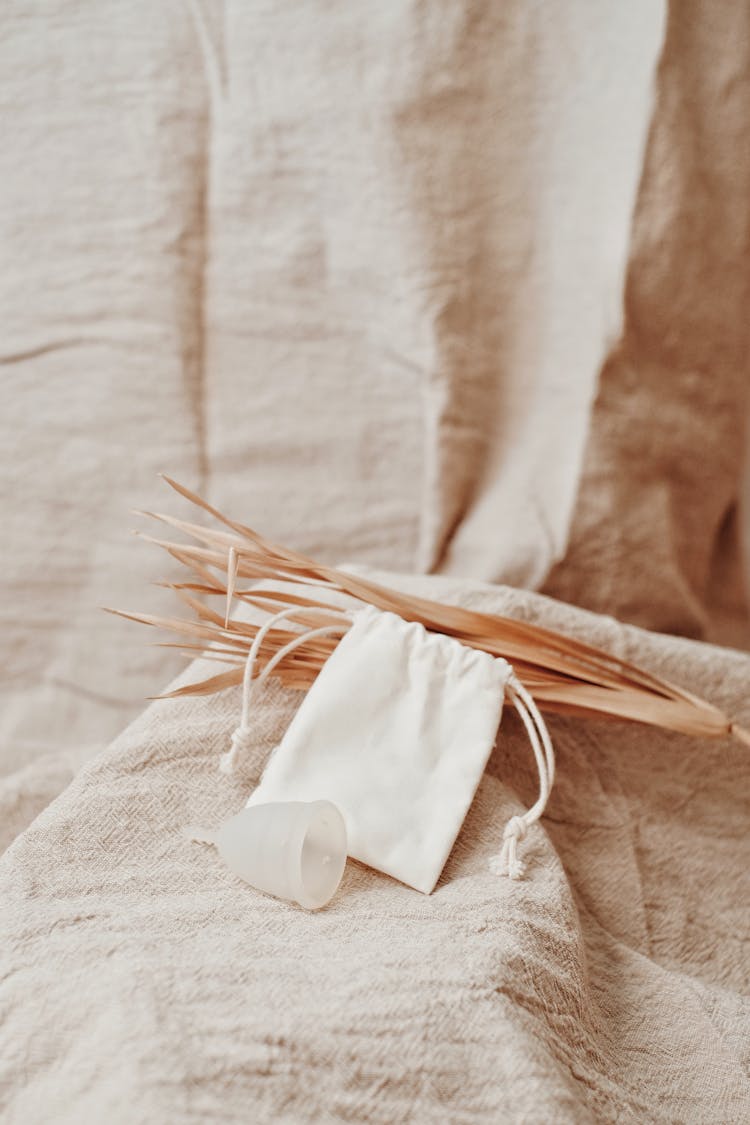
111,477,750,746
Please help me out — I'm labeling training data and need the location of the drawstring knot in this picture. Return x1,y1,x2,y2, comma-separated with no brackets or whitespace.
493,815,529,880
220,726,255,774
504,814,528,844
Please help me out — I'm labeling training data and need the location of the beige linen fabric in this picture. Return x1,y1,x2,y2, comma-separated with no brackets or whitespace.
542,1,750,640
3,8,748,1115
200,0,664,585
0,3,207,808
2,0,749,847
1,573,749,1123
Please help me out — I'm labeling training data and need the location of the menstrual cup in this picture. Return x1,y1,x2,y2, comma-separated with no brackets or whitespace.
188,800,347,910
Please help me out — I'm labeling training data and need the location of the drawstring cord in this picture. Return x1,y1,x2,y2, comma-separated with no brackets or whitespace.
220,605,353,774
491,671,556,880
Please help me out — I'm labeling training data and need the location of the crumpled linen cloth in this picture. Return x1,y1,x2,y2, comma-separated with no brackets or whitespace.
4,0,750,855
2,572,748,1124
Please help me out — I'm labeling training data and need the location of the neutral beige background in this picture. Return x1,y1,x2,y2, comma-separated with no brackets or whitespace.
1,2,748,838
1,6,750,1118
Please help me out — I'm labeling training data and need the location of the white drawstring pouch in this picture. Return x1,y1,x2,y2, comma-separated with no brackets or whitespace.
238,604,553,894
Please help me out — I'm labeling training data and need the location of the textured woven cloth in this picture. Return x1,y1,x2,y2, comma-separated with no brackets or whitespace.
2,573,748,1123
4,1,750,853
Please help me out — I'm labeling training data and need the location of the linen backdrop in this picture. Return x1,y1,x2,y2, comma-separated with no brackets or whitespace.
2,5,750,1123
0,1,748,858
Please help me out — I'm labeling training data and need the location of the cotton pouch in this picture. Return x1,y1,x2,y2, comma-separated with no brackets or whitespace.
243,605,513,894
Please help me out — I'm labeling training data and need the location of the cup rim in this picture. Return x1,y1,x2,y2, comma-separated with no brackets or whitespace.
287,799,347,910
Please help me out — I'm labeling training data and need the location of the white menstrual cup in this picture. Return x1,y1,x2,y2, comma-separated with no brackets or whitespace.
189,801,347,910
